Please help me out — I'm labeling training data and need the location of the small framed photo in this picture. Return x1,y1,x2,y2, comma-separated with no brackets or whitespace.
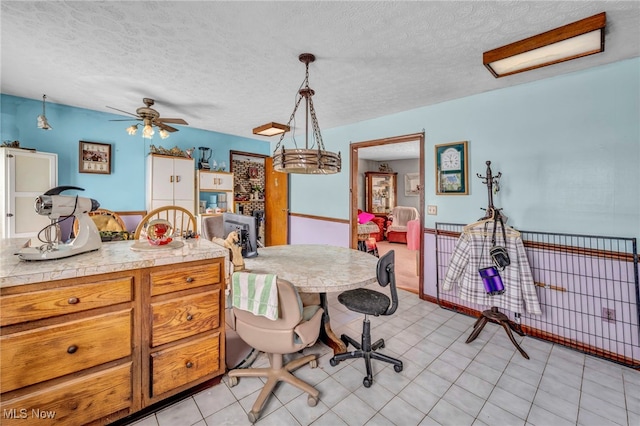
404,173,420,196
79,141,111,174
435,141,468,195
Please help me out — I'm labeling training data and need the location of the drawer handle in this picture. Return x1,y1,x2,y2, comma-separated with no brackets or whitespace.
186,314,193,321
186,361,193,369
186,277,194,283
67,297,79,304
67,345,78,354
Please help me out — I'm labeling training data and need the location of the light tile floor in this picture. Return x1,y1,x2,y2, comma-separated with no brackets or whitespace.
128,289,640,426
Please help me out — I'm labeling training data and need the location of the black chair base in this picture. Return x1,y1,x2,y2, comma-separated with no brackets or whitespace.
329,317,403,388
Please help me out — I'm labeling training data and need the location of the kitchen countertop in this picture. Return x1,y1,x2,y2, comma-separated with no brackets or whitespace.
0,237,228,288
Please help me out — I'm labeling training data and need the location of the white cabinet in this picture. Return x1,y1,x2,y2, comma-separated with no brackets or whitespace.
197,171,234,214
146,154,195,214
1,148,58,239
198,171,234,191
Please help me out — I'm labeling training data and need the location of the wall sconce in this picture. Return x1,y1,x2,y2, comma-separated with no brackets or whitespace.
37,94,52,130
252,122,290,136
483,12,606,78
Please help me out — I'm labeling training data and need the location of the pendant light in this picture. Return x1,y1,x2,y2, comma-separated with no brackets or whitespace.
37,94,52,130
272,53,341,174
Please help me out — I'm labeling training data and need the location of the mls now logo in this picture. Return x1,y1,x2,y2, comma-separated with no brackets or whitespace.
3,408,56,419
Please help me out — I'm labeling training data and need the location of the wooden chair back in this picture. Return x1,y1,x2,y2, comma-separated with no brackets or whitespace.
73,208,126,237
134,206,196,240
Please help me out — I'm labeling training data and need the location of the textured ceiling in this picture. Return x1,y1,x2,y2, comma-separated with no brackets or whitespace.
2,1,639,149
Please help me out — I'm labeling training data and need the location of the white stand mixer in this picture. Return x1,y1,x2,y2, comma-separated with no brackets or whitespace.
18,186,102,261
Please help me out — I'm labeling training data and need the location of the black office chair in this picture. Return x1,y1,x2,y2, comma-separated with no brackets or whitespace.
329,250,403,387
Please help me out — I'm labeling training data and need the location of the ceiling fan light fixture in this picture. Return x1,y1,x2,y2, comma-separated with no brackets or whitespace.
253,122,290,136
272,53,341,175
113,98,188,140
126,124,139,136
483,12,606,78
142,120,155,139
37,94,52,130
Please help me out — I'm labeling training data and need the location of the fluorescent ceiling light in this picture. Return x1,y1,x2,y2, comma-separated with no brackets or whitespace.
252,122,290,136
483,12,606,78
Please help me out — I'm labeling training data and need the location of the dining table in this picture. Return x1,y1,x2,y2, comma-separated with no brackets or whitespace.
243,244,379,354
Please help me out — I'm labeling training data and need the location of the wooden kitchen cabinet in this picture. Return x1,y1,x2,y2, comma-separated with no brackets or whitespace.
0,257,226,425
145,261,224,403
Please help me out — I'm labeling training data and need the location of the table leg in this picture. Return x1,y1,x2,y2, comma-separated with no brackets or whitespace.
318,293,347,354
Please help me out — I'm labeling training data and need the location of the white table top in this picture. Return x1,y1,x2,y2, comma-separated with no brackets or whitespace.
243,244,379,293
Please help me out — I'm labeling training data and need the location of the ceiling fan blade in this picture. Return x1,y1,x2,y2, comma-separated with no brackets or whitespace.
106,106,140,117
156,122,179,132
156,118,188,125
109,118,142,122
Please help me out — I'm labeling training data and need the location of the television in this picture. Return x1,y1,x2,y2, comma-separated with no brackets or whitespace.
222,212,258,258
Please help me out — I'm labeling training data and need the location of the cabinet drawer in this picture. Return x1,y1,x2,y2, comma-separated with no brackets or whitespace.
150,262,222,296
1,277,133,326
0,363,132,426
1,310,132,393
151,290,220,347
151,332,220,397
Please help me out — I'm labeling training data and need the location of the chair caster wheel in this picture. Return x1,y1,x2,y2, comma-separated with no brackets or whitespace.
329,357,338,367
247,411,258,423
310,359,318,368
307,395,318,407
394,364,403,373
229,376,238,387
363,377,372,388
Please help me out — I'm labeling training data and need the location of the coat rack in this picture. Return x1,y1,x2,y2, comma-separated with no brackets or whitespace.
466,161,530,359
477,160,501,220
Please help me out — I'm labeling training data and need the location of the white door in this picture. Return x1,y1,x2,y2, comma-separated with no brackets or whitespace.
150,156,175,202
2,149,57,238
198,171,216,191
215,172,234,191
172,157,195,210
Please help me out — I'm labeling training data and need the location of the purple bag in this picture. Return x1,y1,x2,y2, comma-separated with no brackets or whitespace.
479,266,505,295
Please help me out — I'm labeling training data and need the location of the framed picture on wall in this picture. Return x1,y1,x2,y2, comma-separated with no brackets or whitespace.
435,141,468,195
405,173,420,196
79,141,111,174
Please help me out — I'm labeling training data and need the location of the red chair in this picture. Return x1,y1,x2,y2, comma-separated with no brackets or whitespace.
386,206,419,244
370,216,386,241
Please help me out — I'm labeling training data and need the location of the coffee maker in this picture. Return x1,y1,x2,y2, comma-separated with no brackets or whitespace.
198,147,212,170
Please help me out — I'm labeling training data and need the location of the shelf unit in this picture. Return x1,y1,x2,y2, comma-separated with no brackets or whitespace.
365,171,397,216
197,170,234,215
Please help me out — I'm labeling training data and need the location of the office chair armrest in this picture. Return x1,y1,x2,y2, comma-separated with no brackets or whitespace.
293,307,324,345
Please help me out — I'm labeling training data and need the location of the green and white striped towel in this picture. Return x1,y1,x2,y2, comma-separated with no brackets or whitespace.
232,272,279,321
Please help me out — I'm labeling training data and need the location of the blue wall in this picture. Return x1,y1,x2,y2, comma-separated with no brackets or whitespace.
1,95,270,211
3,58,639,240
286,58,640,239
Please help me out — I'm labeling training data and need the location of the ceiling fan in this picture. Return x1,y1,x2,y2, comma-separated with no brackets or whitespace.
107,98,189,134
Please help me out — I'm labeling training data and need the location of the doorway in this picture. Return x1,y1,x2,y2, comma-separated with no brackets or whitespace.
350,133,425,295
229,150,289,247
